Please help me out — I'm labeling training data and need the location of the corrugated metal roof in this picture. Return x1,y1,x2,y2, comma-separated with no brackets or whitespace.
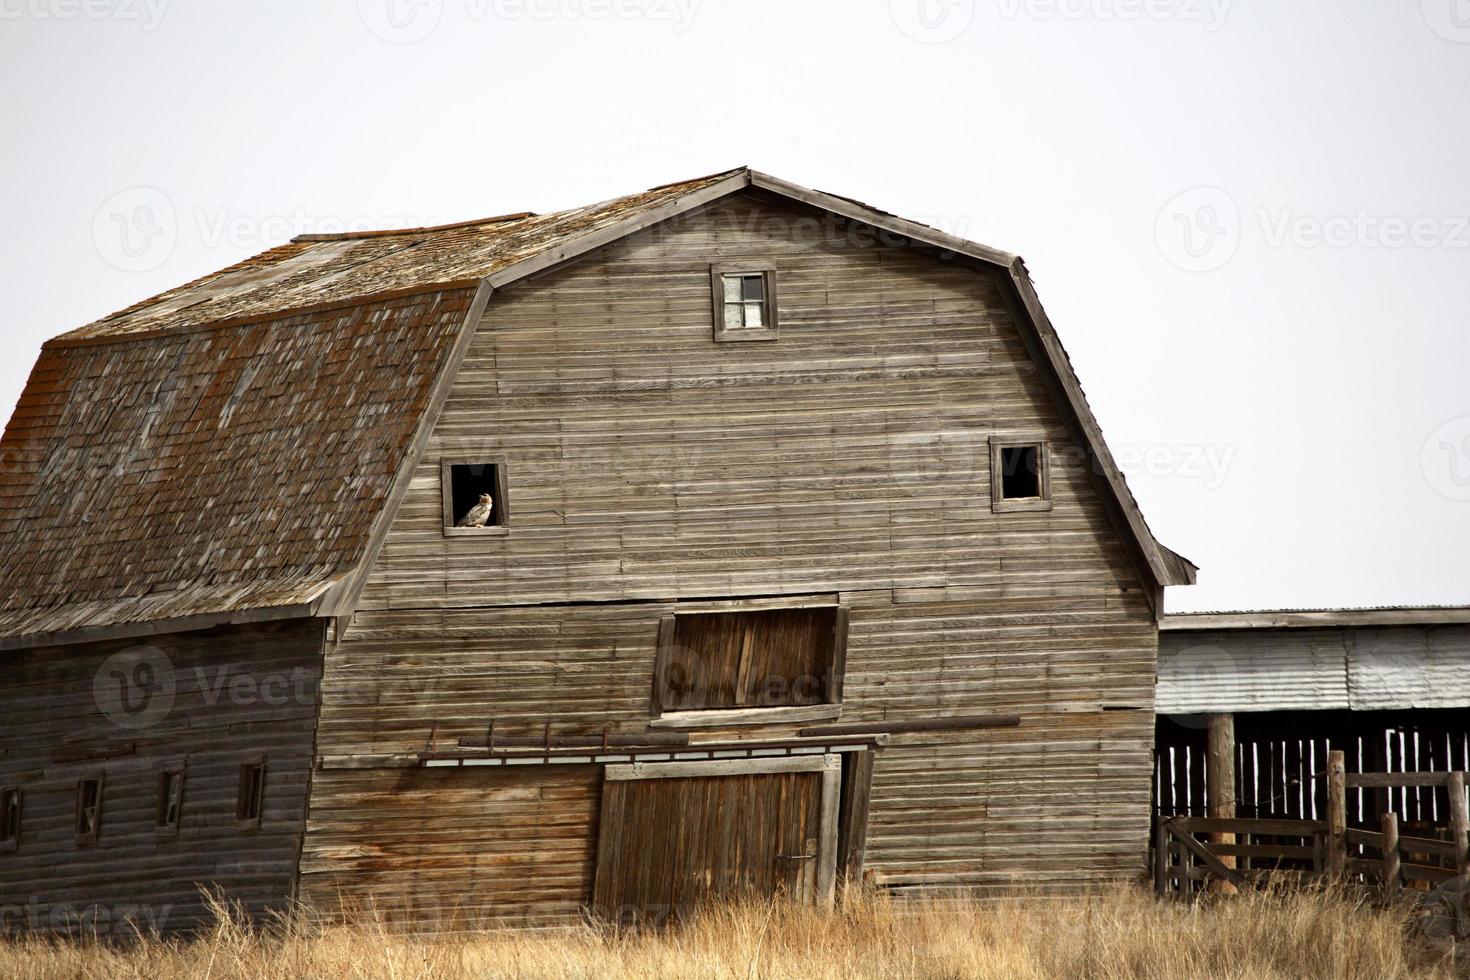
1157,624,1470,713
1162,606,1470,630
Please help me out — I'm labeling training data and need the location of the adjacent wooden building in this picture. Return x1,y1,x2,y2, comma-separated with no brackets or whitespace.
1156,607,1470,834
0,169,1197,935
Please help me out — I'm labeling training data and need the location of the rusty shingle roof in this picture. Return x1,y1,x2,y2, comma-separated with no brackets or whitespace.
0,289,476,643
56,170,741,345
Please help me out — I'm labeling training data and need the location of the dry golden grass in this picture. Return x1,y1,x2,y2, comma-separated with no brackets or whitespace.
0,884,1458,980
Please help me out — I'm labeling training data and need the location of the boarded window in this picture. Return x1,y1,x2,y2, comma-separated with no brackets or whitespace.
442,460,509,530
157,769,184,834
76,776,102,844
0,787,20,847
237,761,266,827
655,607,846,713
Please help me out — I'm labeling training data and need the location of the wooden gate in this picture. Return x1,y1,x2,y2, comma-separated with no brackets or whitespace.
592,755,840,923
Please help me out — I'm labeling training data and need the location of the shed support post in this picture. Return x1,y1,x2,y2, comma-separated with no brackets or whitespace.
1380,810,1400,897
1326,749,1347,878
1206,713,1237,891
1153,817,1169,896
1449,771,1469,877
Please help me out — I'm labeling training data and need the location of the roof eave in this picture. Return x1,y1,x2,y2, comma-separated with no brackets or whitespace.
0,596,330,653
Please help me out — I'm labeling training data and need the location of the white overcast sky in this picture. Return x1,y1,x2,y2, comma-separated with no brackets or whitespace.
2,0,1468,614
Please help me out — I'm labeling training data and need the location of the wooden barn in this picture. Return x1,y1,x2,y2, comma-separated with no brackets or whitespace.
0,168,1197,935
1155,607,1470,837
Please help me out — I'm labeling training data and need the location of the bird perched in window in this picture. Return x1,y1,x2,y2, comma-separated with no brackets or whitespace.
456,493,494,528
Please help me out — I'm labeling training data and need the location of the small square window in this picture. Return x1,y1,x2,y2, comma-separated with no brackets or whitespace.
237,760,266,828
76,776,103,845
0,787,20,850
712,264,778,342
157,769,184,836
442,459,509,534
990,438,1052,513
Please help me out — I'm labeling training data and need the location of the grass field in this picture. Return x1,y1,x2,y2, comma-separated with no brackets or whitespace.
0,885,1458,980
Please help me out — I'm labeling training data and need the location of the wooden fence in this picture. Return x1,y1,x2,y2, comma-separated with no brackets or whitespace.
1154,754,1470,897
1155,709,1470,828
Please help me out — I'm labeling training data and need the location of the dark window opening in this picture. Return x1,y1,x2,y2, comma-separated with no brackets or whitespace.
157,770,184,834
76,777,102,844
237,761,266,826
999,445,1041,499
443,461,508,529
655,606,848,713
0,787,20,846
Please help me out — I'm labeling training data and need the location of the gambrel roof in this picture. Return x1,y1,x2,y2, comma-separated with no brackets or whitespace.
0,168,1193,648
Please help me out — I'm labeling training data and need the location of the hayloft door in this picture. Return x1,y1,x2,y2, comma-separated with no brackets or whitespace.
592,755,840,923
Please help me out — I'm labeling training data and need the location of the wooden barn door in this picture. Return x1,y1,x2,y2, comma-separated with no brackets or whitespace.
592,755,840,923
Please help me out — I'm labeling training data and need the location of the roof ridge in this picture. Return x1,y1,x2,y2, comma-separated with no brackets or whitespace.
291,212,539,243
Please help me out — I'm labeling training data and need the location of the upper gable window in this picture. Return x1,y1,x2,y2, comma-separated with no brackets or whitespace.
442,458,509,535
990,437,1052,513
711,263,778,342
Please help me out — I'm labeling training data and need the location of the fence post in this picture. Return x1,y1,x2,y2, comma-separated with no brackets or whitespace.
1450,771,1469,877
1153,817,1169,896
1380,810,1400,897
1206,713,1237,892
1326,749,1346,878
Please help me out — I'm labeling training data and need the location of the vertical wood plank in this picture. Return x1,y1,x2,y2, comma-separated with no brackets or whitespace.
1449,771,1469,876
1326,750,1347,878
1206,713,1236,888
1380,810,1400,897
816,760,840,909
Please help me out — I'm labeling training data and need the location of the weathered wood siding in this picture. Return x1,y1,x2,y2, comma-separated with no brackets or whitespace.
304,193,1157,919
0,620,323,935
303,765,600,929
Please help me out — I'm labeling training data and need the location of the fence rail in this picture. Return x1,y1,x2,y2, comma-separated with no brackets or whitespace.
1154,755,1470,898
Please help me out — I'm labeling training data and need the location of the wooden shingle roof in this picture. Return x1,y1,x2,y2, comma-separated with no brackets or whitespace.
0,168,1193,647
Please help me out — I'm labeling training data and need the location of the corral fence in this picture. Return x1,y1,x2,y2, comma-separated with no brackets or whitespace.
1154,752,1470,898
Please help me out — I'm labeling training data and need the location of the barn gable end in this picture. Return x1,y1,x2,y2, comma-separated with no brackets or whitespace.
301,188,1180,922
